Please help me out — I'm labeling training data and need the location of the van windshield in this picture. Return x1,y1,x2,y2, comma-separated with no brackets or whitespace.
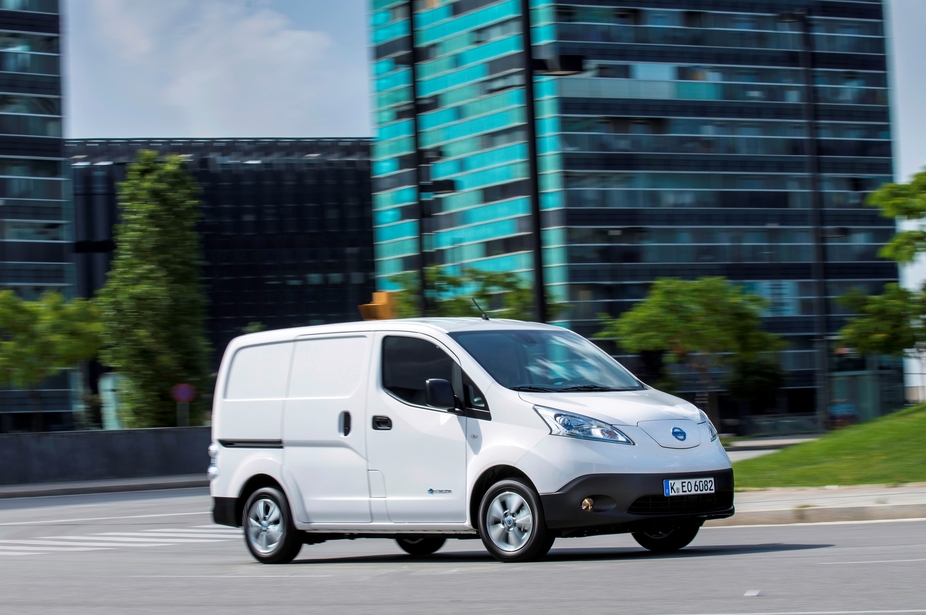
448,329,643,392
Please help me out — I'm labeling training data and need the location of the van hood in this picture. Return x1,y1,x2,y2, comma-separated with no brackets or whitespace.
518,387,701,426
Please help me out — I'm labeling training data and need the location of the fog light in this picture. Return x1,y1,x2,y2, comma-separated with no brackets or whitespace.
207,464,219,481
581,497,594,511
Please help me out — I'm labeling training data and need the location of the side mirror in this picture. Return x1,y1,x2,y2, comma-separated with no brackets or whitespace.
426,378,455,411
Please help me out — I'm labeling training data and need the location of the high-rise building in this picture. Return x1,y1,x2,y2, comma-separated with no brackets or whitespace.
67,138,376,366
368,0,902,432
0,0,70,432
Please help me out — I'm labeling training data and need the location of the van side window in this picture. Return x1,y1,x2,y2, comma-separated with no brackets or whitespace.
463,373,487,410
382,336,454,406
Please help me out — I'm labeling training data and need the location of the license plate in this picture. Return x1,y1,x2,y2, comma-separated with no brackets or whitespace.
664,477,714,497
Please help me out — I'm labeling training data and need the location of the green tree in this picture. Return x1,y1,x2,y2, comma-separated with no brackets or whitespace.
866,169,926,264
839,283,923,356
839,170,926,388
726,356,785,413
96,151,212,427
595,277,784,413
390,267,563,320
0,291,101,421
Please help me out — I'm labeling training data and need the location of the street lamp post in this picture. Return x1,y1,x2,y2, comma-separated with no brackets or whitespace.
780,9,832,430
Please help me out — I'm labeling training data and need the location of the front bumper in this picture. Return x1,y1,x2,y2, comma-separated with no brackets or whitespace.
540,469,734,537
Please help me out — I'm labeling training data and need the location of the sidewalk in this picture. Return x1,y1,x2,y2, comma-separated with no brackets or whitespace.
709,483,926,526
723,435,819,452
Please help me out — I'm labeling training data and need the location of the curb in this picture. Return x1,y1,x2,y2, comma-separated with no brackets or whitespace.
706,503,926,526
0,475,209,499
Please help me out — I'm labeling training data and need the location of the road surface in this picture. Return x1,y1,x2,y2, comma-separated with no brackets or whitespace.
1,488,923,615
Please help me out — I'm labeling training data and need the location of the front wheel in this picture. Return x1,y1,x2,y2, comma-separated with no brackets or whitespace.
243,487,302,564
632,523,701,553
396,537,446,557
478,478,553,563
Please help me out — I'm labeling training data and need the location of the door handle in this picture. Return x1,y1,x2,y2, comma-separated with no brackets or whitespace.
339,411,351,436
372,415,392,431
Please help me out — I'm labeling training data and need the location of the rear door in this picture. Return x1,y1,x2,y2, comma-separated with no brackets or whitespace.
282,334,372,523
365,333,468,523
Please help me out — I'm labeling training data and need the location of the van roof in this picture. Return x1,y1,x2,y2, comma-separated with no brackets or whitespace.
227,317,565,349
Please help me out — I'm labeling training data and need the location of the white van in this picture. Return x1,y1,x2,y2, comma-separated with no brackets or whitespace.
209,318,733,563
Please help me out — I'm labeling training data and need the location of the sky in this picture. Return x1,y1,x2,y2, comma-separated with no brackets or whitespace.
62,0,371,139
63,0,926,182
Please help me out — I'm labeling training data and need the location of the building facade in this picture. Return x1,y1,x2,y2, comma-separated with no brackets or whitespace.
68,138,375,381
368,0,902,432
0,0,70,432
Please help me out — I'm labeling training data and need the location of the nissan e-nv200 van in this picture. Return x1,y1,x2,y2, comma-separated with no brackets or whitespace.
209,318,733,563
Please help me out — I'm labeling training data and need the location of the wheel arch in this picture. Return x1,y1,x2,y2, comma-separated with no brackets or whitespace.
236,474,285,527
469,465,538,528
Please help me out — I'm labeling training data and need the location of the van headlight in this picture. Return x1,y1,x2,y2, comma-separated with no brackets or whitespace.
534,406,633,445
698,410,719,442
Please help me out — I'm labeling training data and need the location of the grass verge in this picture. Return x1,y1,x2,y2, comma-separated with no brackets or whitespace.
733,404,926,488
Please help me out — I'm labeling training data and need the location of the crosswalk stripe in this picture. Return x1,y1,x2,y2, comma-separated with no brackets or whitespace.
146,529,239,535
95,533,226,542
0,545,110,553
0,525,239,557
0,542,111,551
48,536,172,546
0,551,41,556
132,532,238,539
84,535,217,543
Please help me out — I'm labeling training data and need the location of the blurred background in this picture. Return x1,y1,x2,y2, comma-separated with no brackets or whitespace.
1,0,925,441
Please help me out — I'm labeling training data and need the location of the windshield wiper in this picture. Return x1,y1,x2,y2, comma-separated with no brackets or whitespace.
558,385,625,392
510,385,556,392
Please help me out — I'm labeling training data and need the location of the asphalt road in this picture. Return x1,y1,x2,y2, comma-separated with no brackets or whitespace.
1,488,924,615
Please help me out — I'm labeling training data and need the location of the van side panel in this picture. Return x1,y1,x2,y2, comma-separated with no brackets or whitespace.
214,342,295,442
283,334,373,523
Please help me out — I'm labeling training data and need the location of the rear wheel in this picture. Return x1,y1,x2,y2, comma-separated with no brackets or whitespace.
396,537,446,557
478,478,553,563
632,523,701,553
243,487,302,564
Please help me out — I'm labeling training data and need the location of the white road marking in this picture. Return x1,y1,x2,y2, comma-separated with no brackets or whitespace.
0,545,109,552
49,536,174,546
705,518,926,530
0,542,111,551
0,511,209,527
130,575,334,579
146,528,239,535
0,551,41,556
654,610,926,615
819,558,926,565
134,530,238,538
744,590,762,596
93,533,226,543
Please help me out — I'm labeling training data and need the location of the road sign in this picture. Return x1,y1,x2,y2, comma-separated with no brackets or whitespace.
171,383,196,403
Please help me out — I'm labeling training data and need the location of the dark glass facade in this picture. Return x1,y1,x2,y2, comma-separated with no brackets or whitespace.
369,0,903,432
0,0,71,432
67,138,375,370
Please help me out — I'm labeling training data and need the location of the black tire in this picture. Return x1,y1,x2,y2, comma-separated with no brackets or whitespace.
396,537,446,557
632,523,701,553
477,478,553,563
242,487,302,564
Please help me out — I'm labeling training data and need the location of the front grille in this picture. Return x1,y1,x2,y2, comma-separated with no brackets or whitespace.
628,491,734,516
